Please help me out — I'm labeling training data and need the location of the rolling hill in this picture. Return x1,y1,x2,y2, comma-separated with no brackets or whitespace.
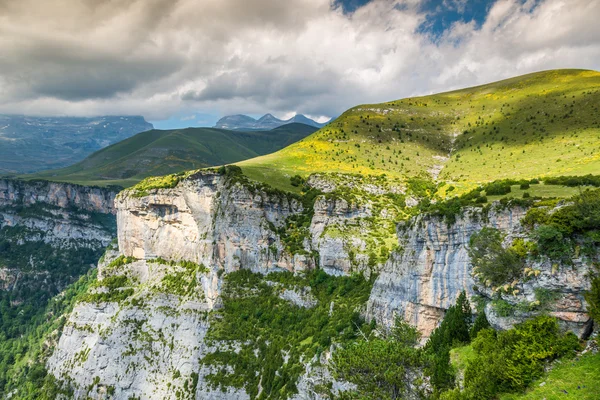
28,123,318,187
238,69,600,193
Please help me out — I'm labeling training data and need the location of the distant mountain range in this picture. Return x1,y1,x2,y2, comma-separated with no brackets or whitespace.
0,115,153,174
27,123,318,188
215,113,330,130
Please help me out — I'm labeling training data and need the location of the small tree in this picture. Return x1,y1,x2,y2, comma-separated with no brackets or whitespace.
425,291,472,393
332,317,423,400
469,228,524,286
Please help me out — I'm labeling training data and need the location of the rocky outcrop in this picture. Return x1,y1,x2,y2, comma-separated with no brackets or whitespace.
0,178,116,213
0,178,117,296
116,172,311,274
366,205,593,339
47,252,238,399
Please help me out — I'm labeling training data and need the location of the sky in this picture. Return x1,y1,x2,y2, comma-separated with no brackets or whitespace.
0,0,598,129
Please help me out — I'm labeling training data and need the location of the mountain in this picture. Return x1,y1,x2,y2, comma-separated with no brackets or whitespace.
239,69,600,192
4,69,600,399
215,113,329,130
27,123,318,187
0,115,153,174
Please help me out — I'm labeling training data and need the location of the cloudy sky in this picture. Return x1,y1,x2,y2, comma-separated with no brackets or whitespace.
0,0,598,128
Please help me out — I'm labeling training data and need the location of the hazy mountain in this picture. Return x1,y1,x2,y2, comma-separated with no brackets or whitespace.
0,115,153,174
214,113,329,130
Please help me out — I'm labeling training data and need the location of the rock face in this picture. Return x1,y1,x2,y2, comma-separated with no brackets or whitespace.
0,178,117,298
116,172,311,275
47,252,242,400
46,172,595,399
366,206,593,339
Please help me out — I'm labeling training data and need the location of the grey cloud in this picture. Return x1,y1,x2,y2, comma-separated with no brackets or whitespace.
0,0,598,121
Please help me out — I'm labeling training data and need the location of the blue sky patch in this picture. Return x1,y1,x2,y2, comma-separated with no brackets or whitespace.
417,0,493,38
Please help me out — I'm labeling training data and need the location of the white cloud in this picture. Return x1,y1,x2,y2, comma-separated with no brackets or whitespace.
0,0,598,121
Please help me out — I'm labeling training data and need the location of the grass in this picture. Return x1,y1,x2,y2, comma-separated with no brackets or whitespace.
499,351,600,400
24,123,317,188
485,183,582,202
240,69,600,193
450,345,477,374
450,342,600,400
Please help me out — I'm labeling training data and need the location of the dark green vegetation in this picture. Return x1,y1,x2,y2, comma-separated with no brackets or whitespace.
442,316,580,400
332,291,586,400
201,269,374,399
0,115,152,174
0,270,96,399
28,123,318,188
240,69,600,193
0,180,117,399
522,188,600,261
333,317,423,400
425,292,473,394
469,228,526,287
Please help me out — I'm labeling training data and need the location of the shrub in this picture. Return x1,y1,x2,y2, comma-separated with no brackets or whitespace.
522,207,549,228
585,266,600,322
289,175,305,187
484,182,512,196
520,183,530,190
407,176,438,198
333,318,423,399
460,316,580,398
533,224,572,261
469,228,525,287
543,174,600,187
425,291,472,393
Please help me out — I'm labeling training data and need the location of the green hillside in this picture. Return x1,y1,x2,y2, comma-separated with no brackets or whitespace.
26,123,317,187
239,69,600,193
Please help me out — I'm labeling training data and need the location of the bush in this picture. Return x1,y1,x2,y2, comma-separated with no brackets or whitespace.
460,316,580,398
470,313,490,340
522,192,530,198
520,183,530,190
585,267,600,322
484,182,512,196
333,317,423,399
533,224,572,261
543,174,600,187
469,228,525,287
289,175,305,187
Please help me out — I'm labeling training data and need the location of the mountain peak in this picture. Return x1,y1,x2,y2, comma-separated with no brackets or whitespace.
214,113,328,130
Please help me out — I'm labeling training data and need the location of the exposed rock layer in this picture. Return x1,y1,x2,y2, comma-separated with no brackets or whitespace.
47,173,594,399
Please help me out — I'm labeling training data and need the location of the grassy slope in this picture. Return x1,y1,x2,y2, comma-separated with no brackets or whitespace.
451,345,600,400
26,123,317,187
500,351,600,400
239,69,600,193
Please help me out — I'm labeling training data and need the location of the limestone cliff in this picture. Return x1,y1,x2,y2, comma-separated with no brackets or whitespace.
0,178,117,299
366,205,593,339
116,171,311,276
46,171,595,399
